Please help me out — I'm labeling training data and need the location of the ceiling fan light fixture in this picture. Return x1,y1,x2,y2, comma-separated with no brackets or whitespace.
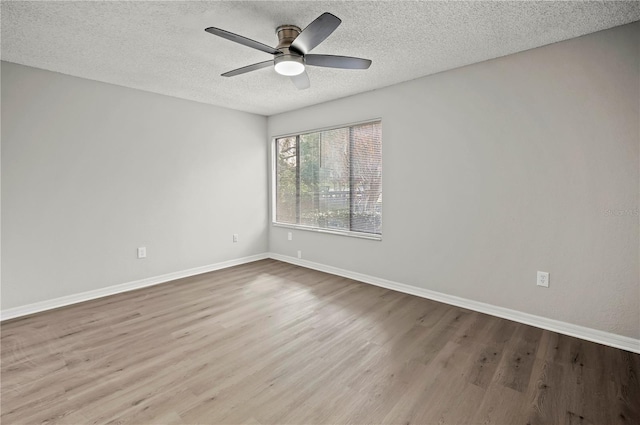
206,12,371,89
274,54,305,76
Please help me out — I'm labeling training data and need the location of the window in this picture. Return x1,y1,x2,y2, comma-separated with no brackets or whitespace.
274,120,382,238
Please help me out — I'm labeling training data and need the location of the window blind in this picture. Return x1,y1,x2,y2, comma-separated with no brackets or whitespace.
275,121,382,236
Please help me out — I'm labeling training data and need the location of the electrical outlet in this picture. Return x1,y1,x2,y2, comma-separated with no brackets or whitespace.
297,250,302,259
537,271,549,287
288,232,292,241
233,234,238,243
137,247,147,259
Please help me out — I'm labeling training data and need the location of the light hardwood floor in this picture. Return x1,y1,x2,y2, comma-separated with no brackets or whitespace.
1,259,638,424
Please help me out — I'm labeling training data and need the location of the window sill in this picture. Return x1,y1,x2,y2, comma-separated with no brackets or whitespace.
272,222,382,241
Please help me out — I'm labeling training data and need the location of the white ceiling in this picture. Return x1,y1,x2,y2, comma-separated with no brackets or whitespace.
2,1,638,116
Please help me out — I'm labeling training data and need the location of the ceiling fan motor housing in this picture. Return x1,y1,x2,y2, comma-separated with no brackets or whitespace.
274,25,305,76
276,25,302,50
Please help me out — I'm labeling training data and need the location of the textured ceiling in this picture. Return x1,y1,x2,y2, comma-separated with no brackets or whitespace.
2,1,639,116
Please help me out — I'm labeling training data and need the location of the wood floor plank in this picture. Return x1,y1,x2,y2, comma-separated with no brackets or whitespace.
2,259,638,424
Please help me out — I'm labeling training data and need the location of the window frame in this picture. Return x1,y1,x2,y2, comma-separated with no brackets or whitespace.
271,119,382,241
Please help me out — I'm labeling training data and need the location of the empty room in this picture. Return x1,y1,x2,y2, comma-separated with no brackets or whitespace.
1,1,639,424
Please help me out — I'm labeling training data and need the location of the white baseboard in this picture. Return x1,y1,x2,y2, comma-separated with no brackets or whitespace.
0,253,269,322
3,251,638,354
268,253,640,354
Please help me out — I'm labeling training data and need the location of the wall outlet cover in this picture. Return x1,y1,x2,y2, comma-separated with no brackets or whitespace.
537,271,549,287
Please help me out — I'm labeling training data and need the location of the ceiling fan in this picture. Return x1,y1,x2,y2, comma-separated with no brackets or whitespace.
204,12,372,90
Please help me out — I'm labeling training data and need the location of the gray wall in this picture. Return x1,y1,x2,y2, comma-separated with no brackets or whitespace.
268,23,640,338
2,23,638,340
1,62,268,309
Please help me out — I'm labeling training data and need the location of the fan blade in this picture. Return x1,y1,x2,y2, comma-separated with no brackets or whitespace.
305,54,372,69
205,27,280,55
290,12,341,55
222,60,273,77
290,71,310,90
